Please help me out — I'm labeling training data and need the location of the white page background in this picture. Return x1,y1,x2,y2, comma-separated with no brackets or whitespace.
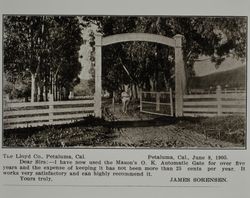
0,0,249,197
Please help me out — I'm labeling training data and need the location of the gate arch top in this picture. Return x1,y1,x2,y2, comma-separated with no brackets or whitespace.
102,33,176,47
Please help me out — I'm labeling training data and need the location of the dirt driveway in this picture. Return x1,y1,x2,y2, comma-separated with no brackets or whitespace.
113,125,239,148
102,103,243,148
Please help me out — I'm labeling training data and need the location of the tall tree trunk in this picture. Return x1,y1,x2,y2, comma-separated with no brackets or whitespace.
150,79,154,91
31,73,39,102
135,84,139,99
50,69,54,100
45,83,48,101
55,76,58,101
131,83,138,100
52,77,56,101
59,85,62,101
37,86,41,101
38,84,44,101
31,73,36,102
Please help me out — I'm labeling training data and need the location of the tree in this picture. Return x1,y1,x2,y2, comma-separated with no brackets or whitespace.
3,16,83,101
82,16,247,95
87,30,96,95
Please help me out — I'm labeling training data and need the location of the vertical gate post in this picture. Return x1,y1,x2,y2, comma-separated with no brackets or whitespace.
94,34,102,117
174,34,186,117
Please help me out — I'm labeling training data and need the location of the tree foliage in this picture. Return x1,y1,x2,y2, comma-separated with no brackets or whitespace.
4,16,246,101
3,16,83,101
83,16,247,94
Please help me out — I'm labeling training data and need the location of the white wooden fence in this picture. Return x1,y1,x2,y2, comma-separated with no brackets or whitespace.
4,98,95,129
140,89,173,116
183,87,246,117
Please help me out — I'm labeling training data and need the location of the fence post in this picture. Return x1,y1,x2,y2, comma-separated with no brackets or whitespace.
94,33,102,118
216,85,222,116
49,93,54,124
174,34,185,117
170,88,173,116
156,92,160,111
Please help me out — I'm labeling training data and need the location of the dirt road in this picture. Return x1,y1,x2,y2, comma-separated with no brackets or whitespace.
102,103,242,148
113,125,240,148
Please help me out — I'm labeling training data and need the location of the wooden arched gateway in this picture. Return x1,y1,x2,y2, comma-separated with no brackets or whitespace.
94,33,186,117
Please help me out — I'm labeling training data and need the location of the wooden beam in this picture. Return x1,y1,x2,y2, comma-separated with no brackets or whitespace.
102,33,175,47
174,34,185,117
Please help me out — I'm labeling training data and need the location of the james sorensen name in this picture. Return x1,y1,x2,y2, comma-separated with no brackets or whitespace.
170,177,227,183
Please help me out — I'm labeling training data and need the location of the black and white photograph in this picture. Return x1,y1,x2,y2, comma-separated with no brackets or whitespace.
2,15,247,148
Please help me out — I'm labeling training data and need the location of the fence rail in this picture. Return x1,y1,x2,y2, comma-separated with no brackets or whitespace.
3,99,95,129
183,87,246,117
188,87,245,94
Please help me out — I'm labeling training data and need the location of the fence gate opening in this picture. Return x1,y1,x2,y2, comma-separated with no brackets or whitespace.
94,33,186,118
140,89,173,116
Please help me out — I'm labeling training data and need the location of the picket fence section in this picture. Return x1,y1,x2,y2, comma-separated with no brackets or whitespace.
183,87,246,117
4,99,95,129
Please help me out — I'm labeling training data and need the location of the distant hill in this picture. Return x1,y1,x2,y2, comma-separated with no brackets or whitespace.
188,66,246,89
